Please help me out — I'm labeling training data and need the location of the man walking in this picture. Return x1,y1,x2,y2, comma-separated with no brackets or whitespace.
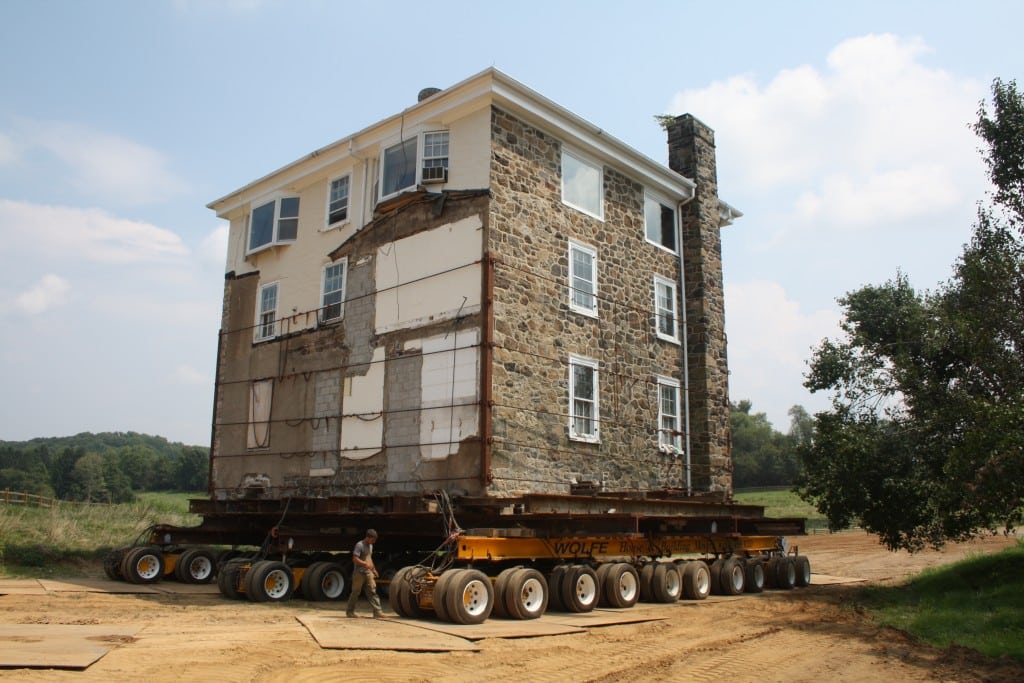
346,529,387,618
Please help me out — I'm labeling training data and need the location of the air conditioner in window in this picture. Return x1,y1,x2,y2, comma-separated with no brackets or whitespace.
421,165,448,184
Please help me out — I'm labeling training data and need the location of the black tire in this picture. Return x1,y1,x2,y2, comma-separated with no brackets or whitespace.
504,568,548,620
245,560,295,602
595,563,614,606
388,566,412,616
561,564,599,613
445,568,493,625
794,555,811,587
603,563,640,609
546,565,568,612
491,567,522,619
104,546,130,581
638,563,656,603
304,561,347,601
764,556,780,589
121,546,165,584
218,560,247,600
719,557,746,596
708,558,724,595
744,560,765,593
432,569,459,622
682,561,711,600
175,548,217,584
651,562,683,603
775,556,797,590
398,566,429,618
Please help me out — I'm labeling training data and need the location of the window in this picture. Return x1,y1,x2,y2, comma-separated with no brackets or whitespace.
248,196,300,253
645,192,677,251
327,176,350,226
657,377,682,454
421,131,449,183
382,137,418,197
653,275,679,342
561,148,603,219
569,355,599,442
321,260,347,322
247,379,273,449
256,282,279,341
569,240,598,316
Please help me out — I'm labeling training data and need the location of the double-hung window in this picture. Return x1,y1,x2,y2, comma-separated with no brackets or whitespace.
653,275,679,342
657,377,682,454
380,130,450,199
321,259,347,323
644,192,677,252
255,282,279,341
248,196,299,253
561,148,603,219
569,355,600,442
327,175,350,226
568,240,598,316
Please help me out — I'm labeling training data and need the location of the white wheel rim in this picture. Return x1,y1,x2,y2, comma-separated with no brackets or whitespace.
696,567,710,596
729,566,744,592
137,554,161,580
461,578,490,617
576,574,597,605
519,576,545,615
753,564,765,589
190,556,213,580
322,570,345,599
665,568,681,597
617,570,638,601
264,569,290,599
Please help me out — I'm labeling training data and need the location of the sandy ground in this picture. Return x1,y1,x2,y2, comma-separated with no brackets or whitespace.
1,530,1022,683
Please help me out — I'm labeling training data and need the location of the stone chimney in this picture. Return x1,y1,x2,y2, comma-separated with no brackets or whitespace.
666,114,732,494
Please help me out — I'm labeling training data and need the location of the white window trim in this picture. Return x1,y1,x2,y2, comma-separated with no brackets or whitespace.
325,174,351,229
656,376,682,455
255,281,280,342
246,194,300,256
560,147,604,220
568,354,600,443
568,239,599,318
378,129,450,202
320,258,347,323
644,190,678,254
653,274,680,343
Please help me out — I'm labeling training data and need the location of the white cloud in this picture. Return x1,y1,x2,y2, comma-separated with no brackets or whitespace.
199,224,229,268
725,280,841,428
15,120,188,205
0,131,16,165
14,274,70,315
670,34,984,231
0,199,189,264
169,364,209,386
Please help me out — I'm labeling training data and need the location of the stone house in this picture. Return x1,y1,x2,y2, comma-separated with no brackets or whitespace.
206,68,739,503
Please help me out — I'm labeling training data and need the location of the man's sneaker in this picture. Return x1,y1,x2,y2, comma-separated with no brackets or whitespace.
373,612,389,619
346,612,356,618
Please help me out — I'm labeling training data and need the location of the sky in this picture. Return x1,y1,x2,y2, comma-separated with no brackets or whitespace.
1,0,1021,446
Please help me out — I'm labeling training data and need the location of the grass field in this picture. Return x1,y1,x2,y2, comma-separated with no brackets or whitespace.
734,488,825,523
0,491,200,577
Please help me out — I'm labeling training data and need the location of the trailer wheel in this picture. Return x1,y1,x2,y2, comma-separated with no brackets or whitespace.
398,566,429,618
651,562,682,603
775,556,797,590
708,558,724,595
603,563,640,609
561,564,599,613
175,548,217,584
744,560,765,593
245,560,295,602
718,557,745,595
505,568,548,620
682,561,711,600
388,566,412,616
546,565,569,612
491,567,522,619
217,560,246,600
104,546,130,581
432,569,459,622
445,569,493,625
303,561,346,601
121,546,165,584
763,556,780,589
793,555,811,587
638,563,656,602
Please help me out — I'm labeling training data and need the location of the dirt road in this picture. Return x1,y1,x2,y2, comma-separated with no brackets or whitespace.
2,531,1022,682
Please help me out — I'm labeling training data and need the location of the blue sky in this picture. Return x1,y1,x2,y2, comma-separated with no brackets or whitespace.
1,0,1021,445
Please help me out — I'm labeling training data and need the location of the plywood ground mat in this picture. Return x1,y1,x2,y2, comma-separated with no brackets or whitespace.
0,623,141,669
297,615,480,652
35,578,220,595
808,573,868,585
0,579,47,596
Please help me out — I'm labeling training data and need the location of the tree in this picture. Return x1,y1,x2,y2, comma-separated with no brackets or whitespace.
798,79,1024,551
730,400,804,488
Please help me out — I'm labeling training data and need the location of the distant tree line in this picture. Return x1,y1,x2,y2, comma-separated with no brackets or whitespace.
0,432,208,503
730,400,809,489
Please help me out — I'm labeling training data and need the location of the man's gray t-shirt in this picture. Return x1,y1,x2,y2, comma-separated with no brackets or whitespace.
353,539,373,575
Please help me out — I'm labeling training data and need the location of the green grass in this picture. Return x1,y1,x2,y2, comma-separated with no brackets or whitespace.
0,492,202,578
858,540,1024,660
734,488,822,520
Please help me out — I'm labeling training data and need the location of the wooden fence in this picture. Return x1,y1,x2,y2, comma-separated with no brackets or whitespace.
0,489,54,508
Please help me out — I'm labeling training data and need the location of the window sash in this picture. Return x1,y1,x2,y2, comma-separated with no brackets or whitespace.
382,137,418,197
569,357,599,440
249,197,300,252
561,148,603,218
654,277,678,340
257,283,278,340
569,242,597,315
645,194,677,251
321,261,346,321
658,381,681,451
328,176,350,225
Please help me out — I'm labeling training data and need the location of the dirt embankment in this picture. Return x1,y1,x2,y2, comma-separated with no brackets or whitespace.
1,531,1022,682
